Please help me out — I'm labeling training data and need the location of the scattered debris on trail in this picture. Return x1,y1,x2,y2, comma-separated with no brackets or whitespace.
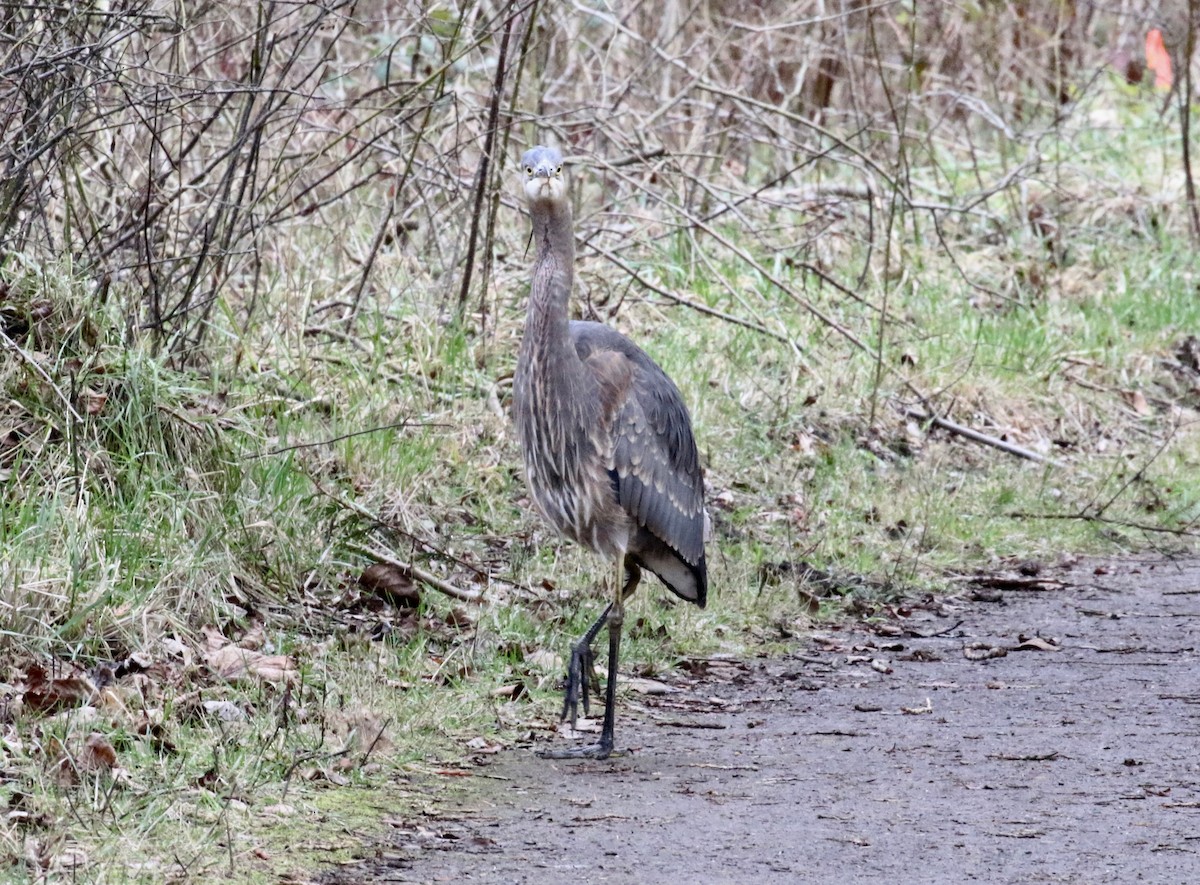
320,553,1200,885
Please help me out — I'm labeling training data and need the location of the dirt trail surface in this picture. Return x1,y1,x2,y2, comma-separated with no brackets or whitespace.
322,554,1200,884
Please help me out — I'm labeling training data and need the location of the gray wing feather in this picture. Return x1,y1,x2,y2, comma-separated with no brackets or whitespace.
570,321,705,566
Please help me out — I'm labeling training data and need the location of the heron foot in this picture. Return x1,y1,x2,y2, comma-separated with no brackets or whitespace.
560,638,602,728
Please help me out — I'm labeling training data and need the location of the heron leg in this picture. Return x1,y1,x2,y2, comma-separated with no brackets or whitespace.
539,556,640,760
596,554,627,753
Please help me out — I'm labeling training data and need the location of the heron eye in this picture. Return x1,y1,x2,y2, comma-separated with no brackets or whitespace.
525,165,533,176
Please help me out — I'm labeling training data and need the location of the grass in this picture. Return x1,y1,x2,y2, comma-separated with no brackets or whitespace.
3,83,1200,880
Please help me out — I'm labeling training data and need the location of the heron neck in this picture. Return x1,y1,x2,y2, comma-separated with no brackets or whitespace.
525,199,576,350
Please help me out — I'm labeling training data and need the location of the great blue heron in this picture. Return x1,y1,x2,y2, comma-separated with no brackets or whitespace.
513,145,707,759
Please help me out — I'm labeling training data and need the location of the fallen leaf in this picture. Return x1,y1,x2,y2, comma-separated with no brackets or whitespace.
963,642,1007,661
24,837,54,871
79,733,118,772
1146,28,1172,89
526,650,562,672
80,389,107,416
204,645,298,685
466,736,504,754
624,676,679,695
202,699,245,721
558,717,600,735
1013,636,1062,652
160,635,194,665
20,664,96,715
54,845,88,871
490,683,526,699
359,563,421,608
1120,389,1151,416
445,607,473,629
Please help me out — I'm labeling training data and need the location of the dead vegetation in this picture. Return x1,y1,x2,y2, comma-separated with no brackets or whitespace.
2,1,1193,354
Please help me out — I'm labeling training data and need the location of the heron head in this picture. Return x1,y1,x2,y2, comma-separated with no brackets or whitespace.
521,145,566,204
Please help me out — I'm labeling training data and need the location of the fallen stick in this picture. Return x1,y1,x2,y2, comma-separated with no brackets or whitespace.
301,473,485,604
906,409,1062,467
348,542,483,604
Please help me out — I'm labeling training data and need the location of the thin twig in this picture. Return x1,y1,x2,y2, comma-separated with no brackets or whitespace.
253,420,448,459
1006,511,1200,538
348,542,483,604
589,241,791,344
906,409,1062,467
457,0,521,316
0,328,84,423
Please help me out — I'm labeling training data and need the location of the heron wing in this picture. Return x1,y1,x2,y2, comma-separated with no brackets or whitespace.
570,322,706,569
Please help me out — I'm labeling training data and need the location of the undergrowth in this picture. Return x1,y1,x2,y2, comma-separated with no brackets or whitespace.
3,80,1200,881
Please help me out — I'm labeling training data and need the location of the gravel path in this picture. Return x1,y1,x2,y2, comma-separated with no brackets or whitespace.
322,554,1200,884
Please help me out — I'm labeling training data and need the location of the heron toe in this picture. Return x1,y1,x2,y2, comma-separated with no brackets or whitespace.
562,638,599,726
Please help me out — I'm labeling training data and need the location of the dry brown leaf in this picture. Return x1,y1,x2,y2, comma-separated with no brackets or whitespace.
712,489,735,510
526,650,562,672
1120,389,1151,416
204,644,298,685
54,844,88,872
79,733,118,772
236,624,266,651
201,625,227,652
445,607,473,629
80,389,107,416
624,676,678,695
963,642,1007,661
359,563,421,608
24,837,54,872
489,683,525,699
20,664,96,715
50,731,123,786
96,685,136,716
466,736,504,754
1013,636,1062,652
